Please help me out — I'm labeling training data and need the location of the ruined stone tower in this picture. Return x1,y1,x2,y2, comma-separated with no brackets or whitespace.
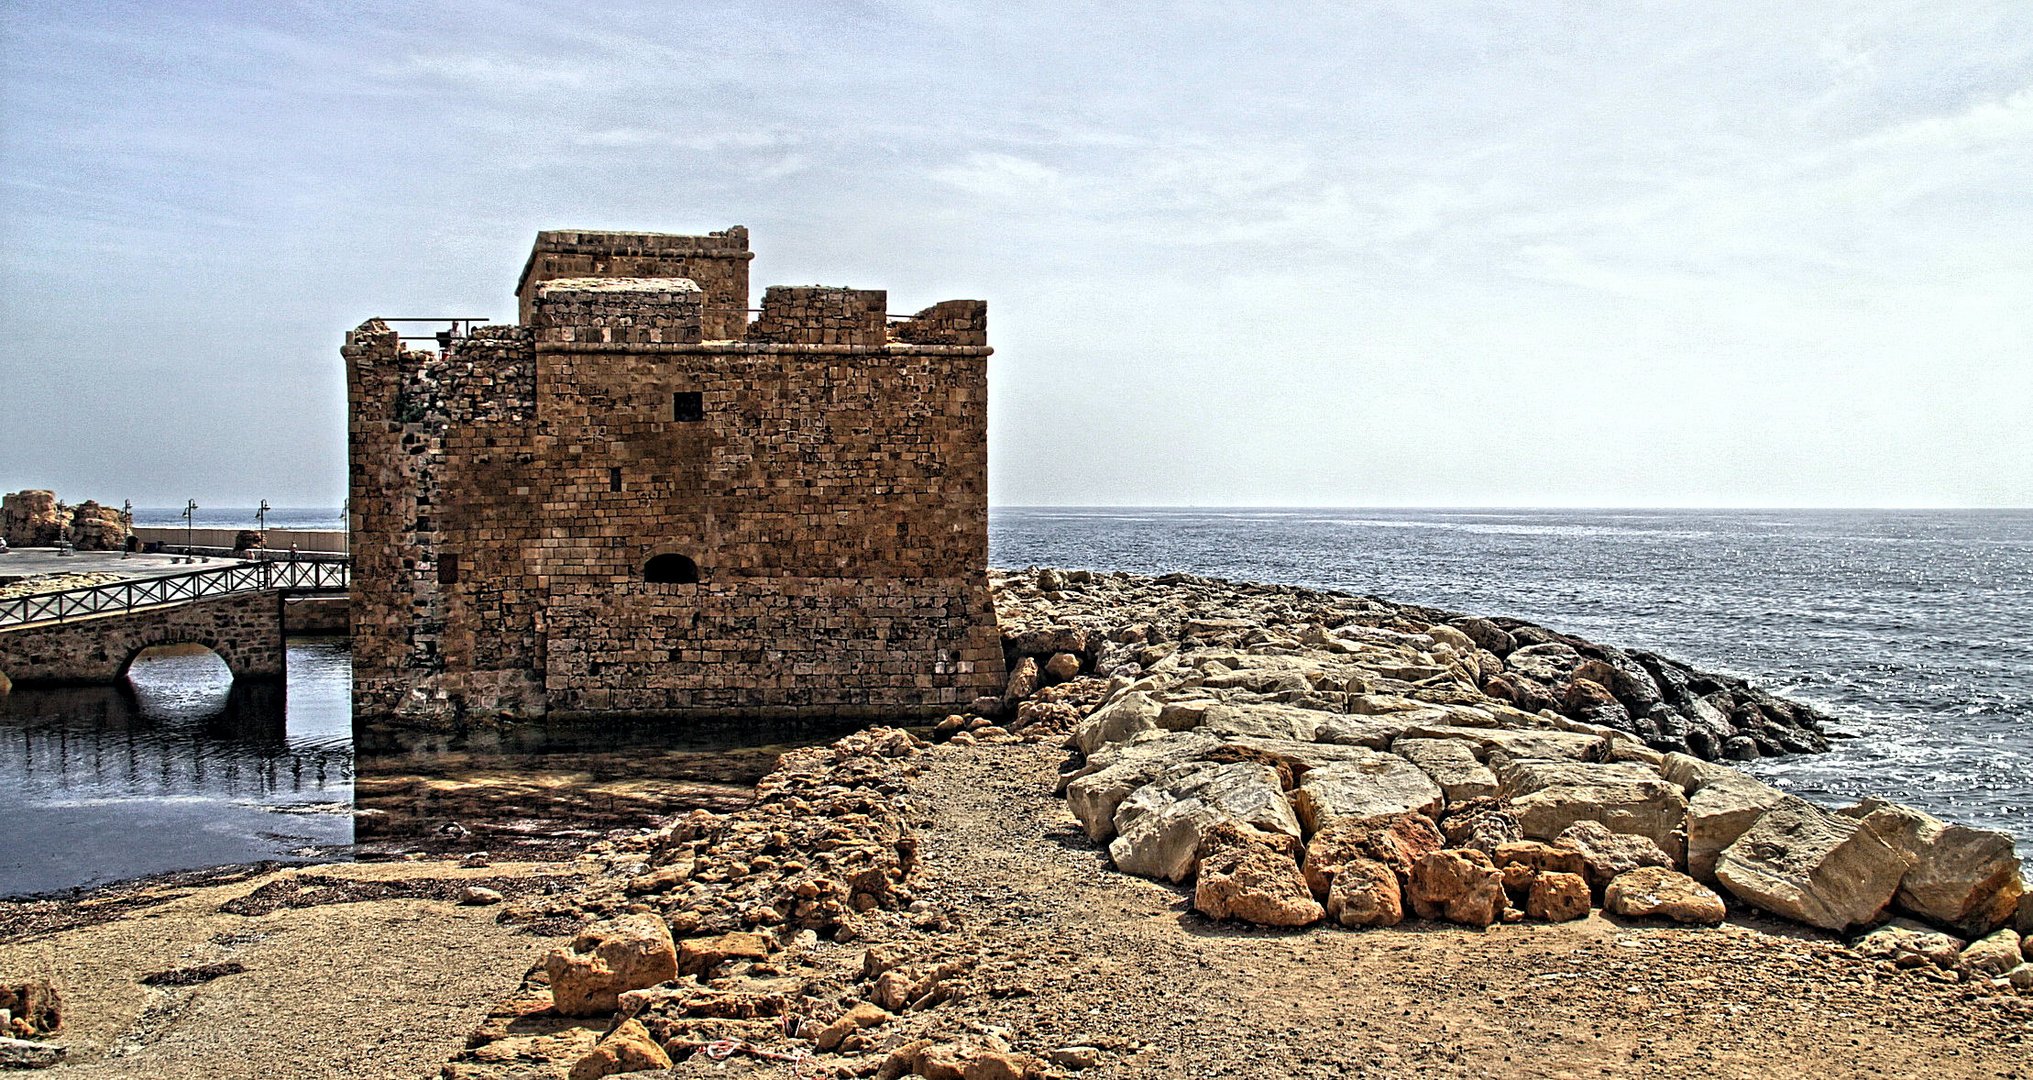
345,227,1005,726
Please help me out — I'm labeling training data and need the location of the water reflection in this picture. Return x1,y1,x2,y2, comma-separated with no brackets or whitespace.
0,643,356,897
0,638,864,898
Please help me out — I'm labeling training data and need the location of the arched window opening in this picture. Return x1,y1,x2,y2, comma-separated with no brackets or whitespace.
645,553,700,584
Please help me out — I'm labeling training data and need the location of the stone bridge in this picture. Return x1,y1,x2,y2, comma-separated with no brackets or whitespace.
0,590,285,684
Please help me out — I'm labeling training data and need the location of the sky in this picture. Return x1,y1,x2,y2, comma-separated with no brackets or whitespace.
1,1,2029,508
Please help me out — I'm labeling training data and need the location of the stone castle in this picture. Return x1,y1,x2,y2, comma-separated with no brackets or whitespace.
345,227,1006,726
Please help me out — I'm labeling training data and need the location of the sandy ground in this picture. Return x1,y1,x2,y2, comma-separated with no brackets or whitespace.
890,742,2033,1080
7,740,2030,1080
0,860,581,1079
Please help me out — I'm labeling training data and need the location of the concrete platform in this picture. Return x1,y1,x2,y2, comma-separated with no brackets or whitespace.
0,547,248,587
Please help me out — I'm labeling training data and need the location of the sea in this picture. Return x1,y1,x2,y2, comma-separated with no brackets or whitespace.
3,506,2026,896
989,507,2033,861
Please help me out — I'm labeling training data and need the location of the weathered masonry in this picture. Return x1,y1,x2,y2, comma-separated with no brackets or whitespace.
346,227,1005,726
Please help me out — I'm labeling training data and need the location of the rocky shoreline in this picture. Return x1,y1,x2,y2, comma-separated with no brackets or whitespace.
420,568,2029,1080
4,568,2028,1077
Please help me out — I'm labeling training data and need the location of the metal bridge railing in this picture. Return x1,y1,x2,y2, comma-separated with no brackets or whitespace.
0,559,349,629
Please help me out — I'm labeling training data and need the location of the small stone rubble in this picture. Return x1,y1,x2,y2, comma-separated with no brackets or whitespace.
446,727,1056,1080
1006,569,2026,965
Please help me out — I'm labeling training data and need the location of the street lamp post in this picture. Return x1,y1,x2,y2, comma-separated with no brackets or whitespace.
183,499,198,561
121,500,133,559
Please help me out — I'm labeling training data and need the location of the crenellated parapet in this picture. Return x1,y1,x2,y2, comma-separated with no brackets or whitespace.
347,228,1004,728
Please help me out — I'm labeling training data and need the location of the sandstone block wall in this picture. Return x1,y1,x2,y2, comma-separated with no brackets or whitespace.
517,228,752,340
348,229,1005,727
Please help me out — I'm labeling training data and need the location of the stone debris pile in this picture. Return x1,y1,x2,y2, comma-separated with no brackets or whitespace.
446,728,1055,1080
1006,569,2029,980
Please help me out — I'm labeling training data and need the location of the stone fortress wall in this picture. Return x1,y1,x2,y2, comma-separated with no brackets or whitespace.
348,227,1006,727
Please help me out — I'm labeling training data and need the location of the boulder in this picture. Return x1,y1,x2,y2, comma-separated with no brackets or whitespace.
1440,802,1523,854
2007,963,2033,991
1506,642,1582,683
1391,738,1499,803
1109,761,1300,882
568,1018,672,1080
1005,656,1041,703
1326,857,1405,928
1424,622,1479,657
69,500,125,550
1957,929,2025,980
1681,773,1805,885
0,490,66,547
1063,732,1220,841
1007,625,1091,659
1496,758,1687,856
814,1002,892,1051
0,1038,66,1069
1554,821,1675,893
1199,703,1326,742
1291,753,1443,835
1043,652,1083,682
1312,714,1419,749
0,980,59,1036
1398,725,1608,762
1071,692,1161,755
545,914,679,1016
1492,840,1588,879
1406,849,1506,928
676,930,770,976
1603,867,1727,925
1302,812,1444,897
1839,798,2025,936
1714,802,1912,932
1216,736,1395,776
1449,616,1515,655
1192,822,1324,927
1854,920,1965,970
1526,871,1591,922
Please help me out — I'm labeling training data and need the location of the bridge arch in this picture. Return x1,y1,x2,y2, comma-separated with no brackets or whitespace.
0,591,285,686
117,636,241,682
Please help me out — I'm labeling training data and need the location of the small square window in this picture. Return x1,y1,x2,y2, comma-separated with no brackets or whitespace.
673,391,703,422
437,553,460,585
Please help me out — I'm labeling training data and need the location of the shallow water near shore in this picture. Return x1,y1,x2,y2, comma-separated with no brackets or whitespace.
994,506,2033,859
0,639,849,898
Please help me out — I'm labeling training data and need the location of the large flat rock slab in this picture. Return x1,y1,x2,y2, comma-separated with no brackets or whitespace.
1292,753,1443,835
1494,758,1688,854
1715,802,1913,932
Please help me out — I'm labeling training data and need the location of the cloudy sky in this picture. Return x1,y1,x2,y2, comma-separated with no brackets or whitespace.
2,1,2028,507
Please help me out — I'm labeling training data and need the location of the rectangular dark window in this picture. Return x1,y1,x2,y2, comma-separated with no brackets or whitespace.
609,467,623,491
437,554,459,585
673,391,703,422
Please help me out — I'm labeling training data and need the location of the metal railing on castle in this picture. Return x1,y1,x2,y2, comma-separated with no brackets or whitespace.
0,559,349,629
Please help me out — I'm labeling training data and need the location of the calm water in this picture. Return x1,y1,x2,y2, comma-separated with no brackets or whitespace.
992,508,2033,858
0,637,847,898
131,506,343,531
0,643,355,897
